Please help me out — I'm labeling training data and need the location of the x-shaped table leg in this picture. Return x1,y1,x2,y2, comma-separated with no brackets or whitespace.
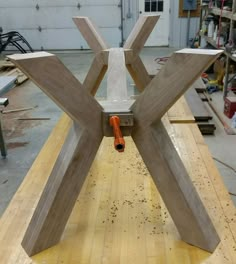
8,52,104,255
128,49,223,252
8,15,222,256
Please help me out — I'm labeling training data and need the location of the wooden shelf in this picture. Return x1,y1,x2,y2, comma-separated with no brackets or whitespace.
226,50,236,62
201,36,236,63
199,34,236,63
200,2,236,97
199,33,225,49
202,35,220,49
210,7,235,20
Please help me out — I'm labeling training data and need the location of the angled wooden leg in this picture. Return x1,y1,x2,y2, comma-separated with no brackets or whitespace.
123,15,159,54
83,52,108,96
8,52,103,133
130,49,223,252
8,52,105,256
125,55,151,92
131,49,223,126
73,17,109,53
123,15,158,92
107,48,128,101
132,121,220,252
22,123,103,256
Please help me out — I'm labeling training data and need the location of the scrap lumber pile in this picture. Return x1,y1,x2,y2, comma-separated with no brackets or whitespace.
185,78,216,135
0,58,28,86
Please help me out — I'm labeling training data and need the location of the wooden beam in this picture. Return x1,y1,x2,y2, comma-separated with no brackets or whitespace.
107,48,128,101
8,52,103,133
125,54,151,92
132,122,220,252
73,17,109,53
22,123,103,256
83,52,108,96
131,49,223,126
123,15,159,54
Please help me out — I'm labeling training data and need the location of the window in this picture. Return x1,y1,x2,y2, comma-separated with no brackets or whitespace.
145,0,164,12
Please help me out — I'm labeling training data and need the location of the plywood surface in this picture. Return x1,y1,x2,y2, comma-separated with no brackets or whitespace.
0,98,236,264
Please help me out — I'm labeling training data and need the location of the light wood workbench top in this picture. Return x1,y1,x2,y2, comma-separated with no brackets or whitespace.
0,98,235,264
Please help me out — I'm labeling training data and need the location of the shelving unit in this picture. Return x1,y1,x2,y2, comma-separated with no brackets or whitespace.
200,0,236,97
211,7,236,19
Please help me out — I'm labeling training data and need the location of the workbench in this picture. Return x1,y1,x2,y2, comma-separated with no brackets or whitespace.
0,97,235,264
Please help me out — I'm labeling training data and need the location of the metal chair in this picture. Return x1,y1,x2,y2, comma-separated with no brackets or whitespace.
0,27,34,53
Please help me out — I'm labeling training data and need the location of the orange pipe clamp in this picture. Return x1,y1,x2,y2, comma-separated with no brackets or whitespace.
109,115,125,152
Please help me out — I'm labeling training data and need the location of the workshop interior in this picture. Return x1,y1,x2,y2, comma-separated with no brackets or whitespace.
0,0,236,263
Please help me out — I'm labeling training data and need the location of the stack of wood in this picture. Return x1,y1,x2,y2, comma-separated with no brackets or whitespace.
0,58,28,86
185,78,216,135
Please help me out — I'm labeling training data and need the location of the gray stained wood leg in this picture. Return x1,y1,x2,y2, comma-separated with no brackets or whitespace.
132,121,220,252
22,124,103,256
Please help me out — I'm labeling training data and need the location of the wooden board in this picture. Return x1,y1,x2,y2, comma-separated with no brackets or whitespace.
167,95,195,123
193,77,206,90
83,52,107,96
8,52,103,134
73,17,109,53
0,60,15,70
0,98,236,263
21,123,103,256
124,15,159,55
0,76,17,96
132,120,220,252
131,49,222,126
185,87,213,121
197,122,216,135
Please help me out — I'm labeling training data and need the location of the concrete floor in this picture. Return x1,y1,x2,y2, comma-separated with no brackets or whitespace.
0,47,235,217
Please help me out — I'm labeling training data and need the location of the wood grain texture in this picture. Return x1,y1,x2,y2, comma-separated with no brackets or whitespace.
107,48,128,101
125,54,151,92
168,79,205,123
73,17,109,53
124,15,159,54
167,96,195,123
185,87,212,121
8,52,103,133
83,52,107,96
127,50,222,252
22,122,103,256
132,121,220,252
131,49,223,127
0,110,236,263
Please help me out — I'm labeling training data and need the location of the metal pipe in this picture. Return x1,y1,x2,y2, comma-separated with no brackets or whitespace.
223,56,230,98
119,0,125,47
127,0,132,18
186,10,191,47
110,116,125,152
0,115,7,158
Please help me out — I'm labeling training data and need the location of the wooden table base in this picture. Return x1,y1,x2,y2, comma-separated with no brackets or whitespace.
8,15,223,256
